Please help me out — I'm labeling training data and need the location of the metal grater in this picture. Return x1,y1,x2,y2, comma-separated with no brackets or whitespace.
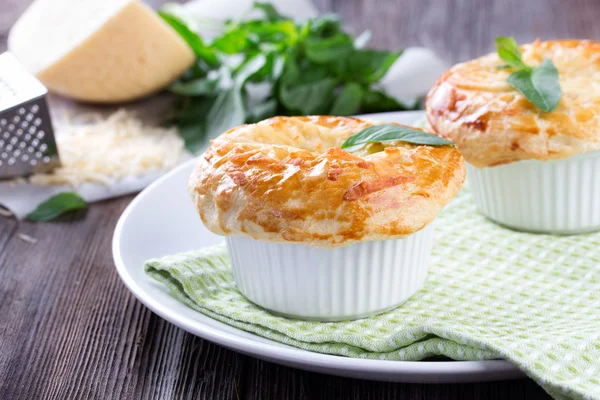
0,52,59,179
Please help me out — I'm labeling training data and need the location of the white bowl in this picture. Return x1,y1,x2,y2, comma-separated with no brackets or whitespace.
225,224,434,321
467,150,600,234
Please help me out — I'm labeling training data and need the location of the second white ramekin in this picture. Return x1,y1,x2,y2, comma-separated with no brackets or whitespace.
467,150,600,234
225,224,434,321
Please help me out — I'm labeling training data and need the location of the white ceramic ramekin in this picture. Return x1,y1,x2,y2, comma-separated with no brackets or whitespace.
225,224,434,321
467,150,600,234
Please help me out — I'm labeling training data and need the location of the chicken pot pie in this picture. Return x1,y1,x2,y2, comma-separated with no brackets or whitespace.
189,116,465,247
187,116,465,320
426,40,600,234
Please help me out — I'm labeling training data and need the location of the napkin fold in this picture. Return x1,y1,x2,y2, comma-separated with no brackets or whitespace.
145,188,600,400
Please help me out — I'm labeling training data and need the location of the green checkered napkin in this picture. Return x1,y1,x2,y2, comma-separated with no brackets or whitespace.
145,187,600,400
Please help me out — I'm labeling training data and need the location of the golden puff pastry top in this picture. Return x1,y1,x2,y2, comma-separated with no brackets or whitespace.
188,116,465,248
426,40,600,168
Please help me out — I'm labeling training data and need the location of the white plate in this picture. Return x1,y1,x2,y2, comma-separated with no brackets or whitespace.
112,111,525,383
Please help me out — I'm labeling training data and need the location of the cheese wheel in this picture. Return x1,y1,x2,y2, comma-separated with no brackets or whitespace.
8,0,195,103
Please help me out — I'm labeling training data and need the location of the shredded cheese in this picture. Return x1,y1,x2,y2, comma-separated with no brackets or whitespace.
18,233,38,244
29,109,189,186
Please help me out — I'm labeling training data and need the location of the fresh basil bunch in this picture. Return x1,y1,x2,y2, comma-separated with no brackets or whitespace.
160,2,415,153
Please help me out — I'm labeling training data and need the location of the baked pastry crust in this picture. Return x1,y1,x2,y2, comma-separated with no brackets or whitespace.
426,40,600,168
188,116,465,247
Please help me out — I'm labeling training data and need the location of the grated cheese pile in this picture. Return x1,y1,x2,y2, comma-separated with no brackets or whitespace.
29,109,189,186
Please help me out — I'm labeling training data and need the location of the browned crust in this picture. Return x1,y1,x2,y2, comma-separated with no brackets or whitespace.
426,40,600,168
188,116,466,247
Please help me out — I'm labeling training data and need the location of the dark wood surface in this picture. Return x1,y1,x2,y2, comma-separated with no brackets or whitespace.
2,1,599,399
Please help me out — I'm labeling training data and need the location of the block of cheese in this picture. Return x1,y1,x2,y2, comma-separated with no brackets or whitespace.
8,0,195,103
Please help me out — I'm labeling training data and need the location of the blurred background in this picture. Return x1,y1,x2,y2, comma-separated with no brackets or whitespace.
1,1,598,399
3,0,600,62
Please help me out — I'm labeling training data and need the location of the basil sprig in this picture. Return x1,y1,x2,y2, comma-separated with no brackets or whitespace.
341,124,454,152
495,36,562,112
26,192,88,222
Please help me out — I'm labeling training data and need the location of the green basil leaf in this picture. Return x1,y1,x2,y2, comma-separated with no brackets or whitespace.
241,52,284,83
308,14,342,36
168,66,231,97
507,58,561,112
253,2,288,21
182,60,211,80
279,54,329,84
264,53,285,81
242,20,298,45
158,11,219,66
234,53,268,85
276,49,299,83
278,59,337,114
279,79,337,115
330,83,363,115
341,124,454,152
171,94,224,123
305,33,354,64
495,36,528,70
192,54,258,145
299,64,330,82
212,29,250,54
169,76,220,96
26,192,88,222
303,14,351,64
343,50,403,84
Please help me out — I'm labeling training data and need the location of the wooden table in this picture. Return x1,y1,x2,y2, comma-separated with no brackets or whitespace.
1,1,598,398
